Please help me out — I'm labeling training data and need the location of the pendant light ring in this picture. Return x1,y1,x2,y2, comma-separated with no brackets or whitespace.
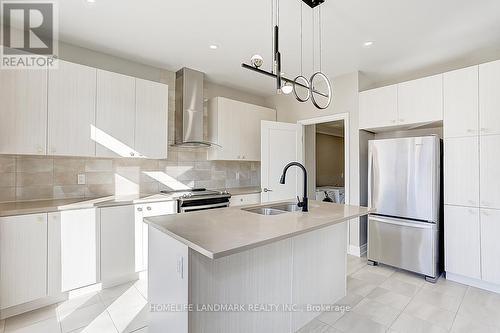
293,75,310,102
310,71,332,109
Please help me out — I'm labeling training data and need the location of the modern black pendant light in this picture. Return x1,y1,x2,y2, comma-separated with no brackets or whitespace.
241,0,332,110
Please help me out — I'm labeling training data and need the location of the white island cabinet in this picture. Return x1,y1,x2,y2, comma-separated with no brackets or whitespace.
146,200,369,333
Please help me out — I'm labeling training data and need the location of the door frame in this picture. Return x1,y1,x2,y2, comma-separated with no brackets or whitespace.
296,113,350,206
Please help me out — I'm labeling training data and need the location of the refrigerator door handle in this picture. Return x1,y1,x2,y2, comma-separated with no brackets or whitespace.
369,216,435,229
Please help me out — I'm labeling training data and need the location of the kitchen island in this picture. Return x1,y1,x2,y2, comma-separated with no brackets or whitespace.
145,200,370,333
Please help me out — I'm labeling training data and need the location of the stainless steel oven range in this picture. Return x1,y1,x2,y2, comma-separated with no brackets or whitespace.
160,188,231,213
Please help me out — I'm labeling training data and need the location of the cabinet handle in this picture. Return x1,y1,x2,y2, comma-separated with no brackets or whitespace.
399,119,405,123
37,146,44,153
130,152,135,157
263,188,273,192
137,207,143,212
147,206,152,211
391,120,397,124
242,155,246,159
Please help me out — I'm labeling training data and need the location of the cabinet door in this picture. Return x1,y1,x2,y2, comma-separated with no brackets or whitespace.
479,60,500,135
100,205,136,284
444,205,481,279
241,105,275,161
48,60,97,156
217,98,239,160
359,85,398,129
135,201,177,272
398,74,443,125
135,79,168,159
95,70,137,158
0,213,47,309
481,208,500,284
0,68,47,155
444,137,479,207
48,209,98,293
480,135,500,209
443,66,479,138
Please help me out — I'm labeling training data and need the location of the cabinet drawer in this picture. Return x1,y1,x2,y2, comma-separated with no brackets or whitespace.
229,193,261,207
135,201,177,218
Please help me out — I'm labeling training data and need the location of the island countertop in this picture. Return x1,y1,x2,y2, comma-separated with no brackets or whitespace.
145,200,371,259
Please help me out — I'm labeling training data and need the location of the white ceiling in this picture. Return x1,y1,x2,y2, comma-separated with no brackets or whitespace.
57,0,500,96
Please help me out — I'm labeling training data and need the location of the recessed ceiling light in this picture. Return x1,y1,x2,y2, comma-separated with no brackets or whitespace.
209,45,218,50
363,41,375,47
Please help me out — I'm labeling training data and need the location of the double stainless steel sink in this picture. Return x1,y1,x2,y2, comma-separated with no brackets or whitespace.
242,202,302,216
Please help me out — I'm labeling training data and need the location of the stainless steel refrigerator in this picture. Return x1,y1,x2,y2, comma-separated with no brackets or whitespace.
367,135,441,282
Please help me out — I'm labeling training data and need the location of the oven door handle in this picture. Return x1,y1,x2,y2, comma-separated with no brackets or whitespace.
181,202,229,212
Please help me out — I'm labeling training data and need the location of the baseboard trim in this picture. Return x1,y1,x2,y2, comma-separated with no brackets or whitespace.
446,272,500,294
348,243,367,257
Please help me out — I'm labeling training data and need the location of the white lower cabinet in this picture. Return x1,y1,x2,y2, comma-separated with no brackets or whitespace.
444,205,481,279
100,205,136,285
480,208,500,284
48,209,99,294
229,193,261,207
0,214,48,309
134,201,177,272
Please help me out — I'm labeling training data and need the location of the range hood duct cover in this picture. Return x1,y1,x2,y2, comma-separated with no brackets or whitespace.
173,68,214,147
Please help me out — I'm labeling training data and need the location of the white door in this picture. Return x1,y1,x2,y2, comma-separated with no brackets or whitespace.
443,66,479,138
479,60,500,135
0,68,47,155
398,74,443,125
48,60,97,156
100,205,136,285
95,70,137,157
480,135,500,209
444,137,479,207
480,208,500,284
444,205,481,279
0,213,48,309
48,209,98,293
261,121,301,203
359,84,398,129
135,78,168,159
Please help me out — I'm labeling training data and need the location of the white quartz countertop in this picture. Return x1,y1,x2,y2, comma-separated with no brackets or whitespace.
0,194,176,217
145,200,371,259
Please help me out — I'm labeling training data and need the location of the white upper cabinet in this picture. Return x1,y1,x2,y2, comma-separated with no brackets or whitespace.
134,78,168,159
444,206,481,279
0,213,48,309
95,70,137,158
48,60,97,156
479,60,500,135
397,74,443,125
359,85,398,129
208,97,275,161
480,135,500,209
0,68,47,155
443,66,479,138
444,137,479,207
480,208,500,284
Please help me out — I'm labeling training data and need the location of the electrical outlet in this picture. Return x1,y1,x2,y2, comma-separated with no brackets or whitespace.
77,174,86,185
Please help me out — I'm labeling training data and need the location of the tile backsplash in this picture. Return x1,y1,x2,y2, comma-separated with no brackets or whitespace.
0,152,260,202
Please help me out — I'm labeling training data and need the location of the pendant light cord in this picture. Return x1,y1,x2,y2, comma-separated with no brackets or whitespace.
312,7,315,73
319,5,322,72
271,0,274,73
300,1,303,76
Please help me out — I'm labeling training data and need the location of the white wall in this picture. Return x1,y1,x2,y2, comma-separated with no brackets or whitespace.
265,72,367,252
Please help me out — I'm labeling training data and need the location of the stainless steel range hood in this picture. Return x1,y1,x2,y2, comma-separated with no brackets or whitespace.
172,68,214,147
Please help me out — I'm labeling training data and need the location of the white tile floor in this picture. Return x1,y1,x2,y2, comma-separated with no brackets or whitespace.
2,257,500,333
